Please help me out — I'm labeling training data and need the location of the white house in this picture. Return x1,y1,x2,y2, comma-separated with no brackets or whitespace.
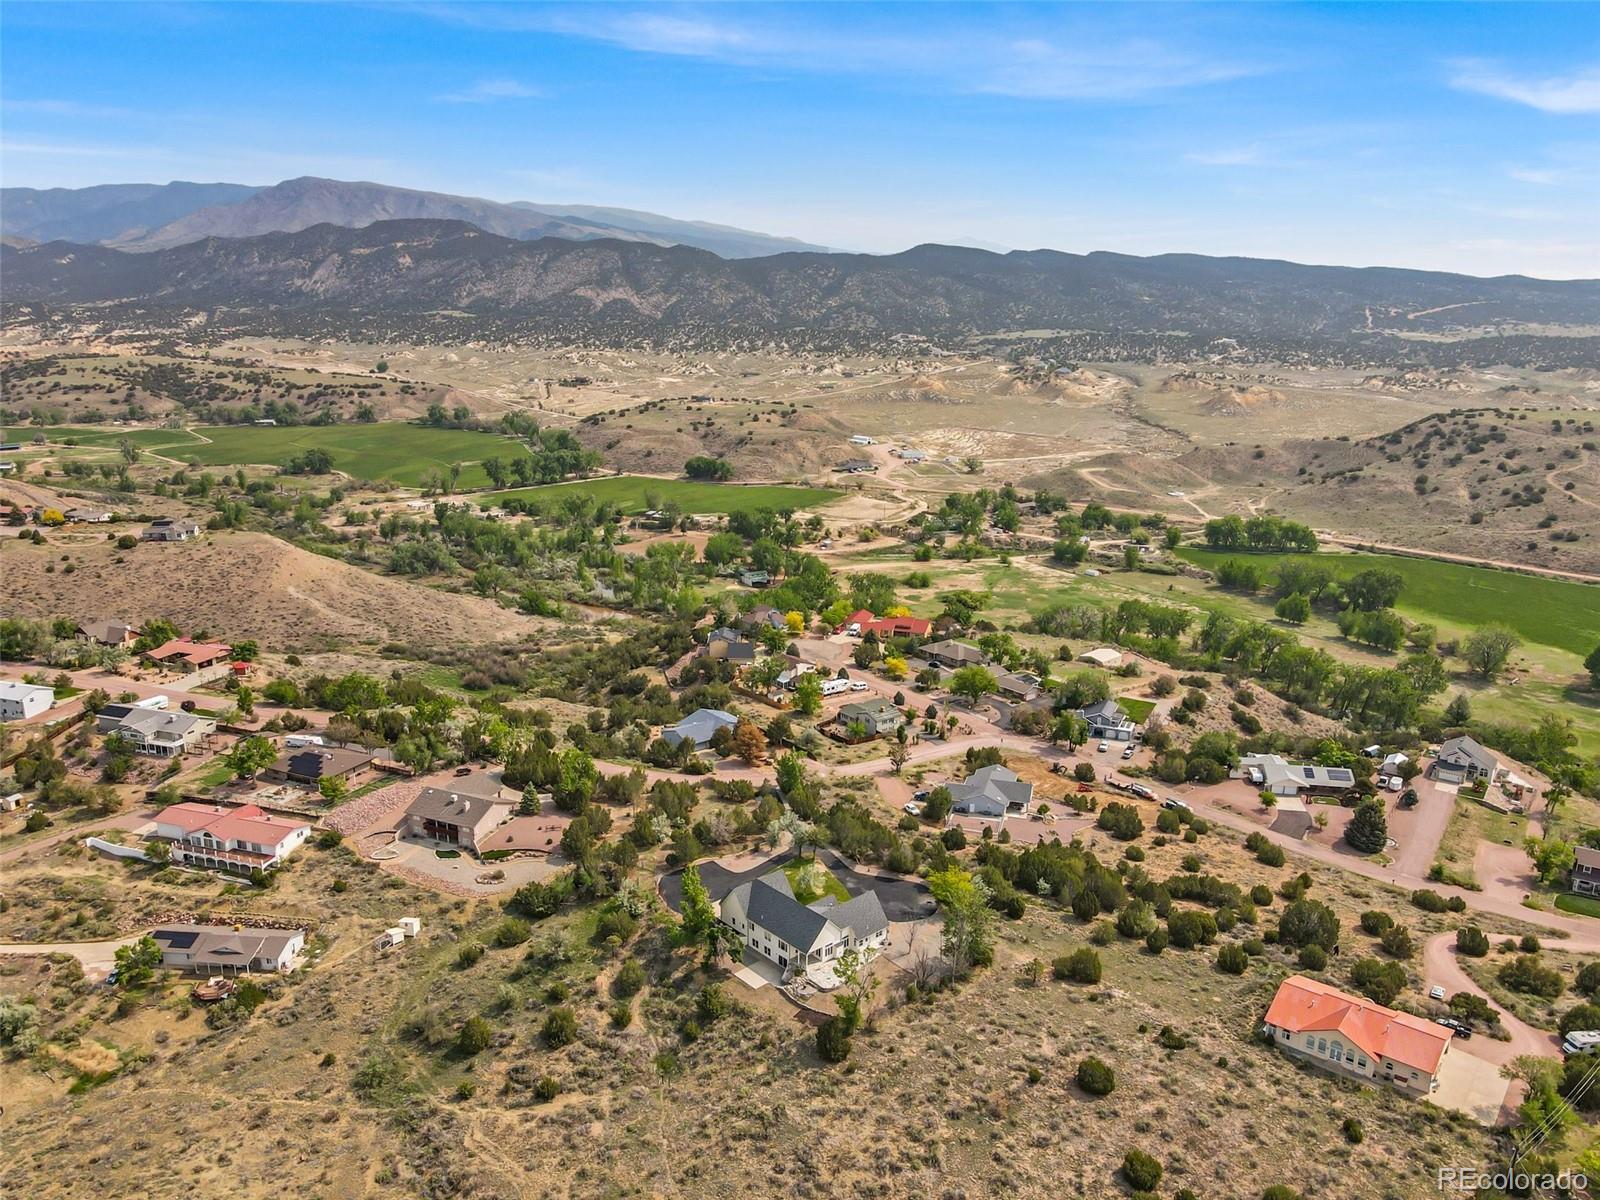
0,681,54,721
150,923,306,974
1079,698,1137,742
718,869,888,983
946,764,1035,818
1238,753,1355,797
152,802,311,874
97,705,214,756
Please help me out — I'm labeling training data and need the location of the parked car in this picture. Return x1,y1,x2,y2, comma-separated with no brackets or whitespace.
902,802,921,816
1162,797,1191,812
1433,1017,1472,1039
1429,985,1447,1001
1076,783,1094,793
1399,788,1419,809
848,680,870,692
1562,1031,1600,1056
1097,741,1109,753
912,789,931,802
454,766,472,776
1121,746,1135,760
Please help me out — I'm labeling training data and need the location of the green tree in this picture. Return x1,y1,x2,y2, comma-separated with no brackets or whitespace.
678,865,716,947
318,775,348,803
948,665,998,705
1344,797,1388,854
793,673,823,716
1525,836,1577,886
816,1015,851,1062
458,1016,493,1055
928,867,995,976
1586,644,1600,689
225,735,277,781
114,934,162,987
1274,592,1311,624
553,747,598,813
1461,625,1521,680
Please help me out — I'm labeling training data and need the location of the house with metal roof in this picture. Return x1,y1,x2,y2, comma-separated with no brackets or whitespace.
717,869,888,983
946,764,1035,819
402,787,514,855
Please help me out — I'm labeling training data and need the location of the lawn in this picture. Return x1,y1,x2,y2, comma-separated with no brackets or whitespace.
1173,547,1600,658
781,856,852,904
1118,697,1157,722
482,475,841,515
1554,893,1600,919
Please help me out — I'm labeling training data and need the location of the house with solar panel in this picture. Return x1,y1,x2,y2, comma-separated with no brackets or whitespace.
1238,753,1355,798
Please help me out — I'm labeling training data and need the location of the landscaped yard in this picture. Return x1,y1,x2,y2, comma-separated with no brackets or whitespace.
1118,697,1157,722
1554,893,1600,918
482,475,841,515
781,857,851,904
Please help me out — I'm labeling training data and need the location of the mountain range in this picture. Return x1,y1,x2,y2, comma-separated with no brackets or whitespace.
0,176,833,259
6,218,1596,345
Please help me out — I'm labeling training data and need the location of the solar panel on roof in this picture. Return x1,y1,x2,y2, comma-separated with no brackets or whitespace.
1329,769,1354,782
154,929,198,949
1302,767,1316,779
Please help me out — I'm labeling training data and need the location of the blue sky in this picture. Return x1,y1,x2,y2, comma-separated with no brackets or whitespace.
1,1,1596,276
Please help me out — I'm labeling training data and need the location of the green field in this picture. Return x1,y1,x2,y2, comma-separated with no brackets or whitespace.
5,423,521,489
481,476,841,515
1174,547,1600,657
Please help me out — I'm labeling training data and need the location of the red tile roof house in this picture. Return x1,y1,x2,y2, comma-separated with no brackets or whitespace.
143,637,232,672
836,609,933,638
1263,974,1453,1096
152,801,312,874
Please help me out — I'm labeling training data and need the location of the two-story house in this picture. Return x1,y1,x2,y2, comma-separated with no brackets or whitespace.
718,869,888,980
152,801,311,874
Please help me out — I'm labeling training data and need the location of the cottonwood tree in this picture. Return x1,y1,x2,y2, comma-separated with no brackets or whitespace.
1461,625,1521,680
677,865,716,947
766,811,822,861
928,866,994,977
225,735,277,781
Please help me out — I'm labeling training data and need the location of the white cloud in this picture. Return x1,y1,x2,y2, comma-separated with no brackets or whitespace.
436,79,544,104
1185,145,1266,167
411,5,1260,102
1507,166,1562,185
1449,60,1600,114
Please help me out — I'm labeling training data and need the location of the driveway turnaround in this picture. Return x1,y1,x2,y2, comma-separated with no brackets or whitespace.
661,847,935,923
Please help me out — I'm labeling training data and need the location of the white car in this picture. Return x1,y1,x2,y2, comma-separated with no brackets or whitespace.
1121,746,1136,760
1429,985,1447,1001
1097,741,1110,753
902,802,921,816
848,680,869,692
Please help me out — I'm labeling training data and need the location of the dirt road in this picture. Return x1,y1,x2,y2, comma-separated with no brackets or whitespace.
1422,932,1561,1066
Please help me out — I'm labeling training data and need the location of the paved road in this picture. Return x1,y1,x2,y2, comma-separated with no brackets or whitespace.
0,935,140,980
660,847,935,923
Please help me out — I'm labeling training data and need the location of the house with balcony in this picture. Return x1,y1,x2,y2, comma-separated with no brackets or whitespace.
718,869,888,983
152,801,311,874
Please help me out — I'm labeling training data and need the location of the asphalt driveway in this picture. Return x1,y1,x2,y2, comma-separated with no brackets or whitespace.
660,847,936,923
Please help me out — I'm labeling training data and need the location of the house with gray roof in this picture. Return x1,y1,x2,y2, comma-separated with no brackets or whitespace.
1079,698,1137,741
151,923,306,975
836,697,905,740
947,764,1034,819
1238,753,1355,797
661,708,738,749
1431,735,1499,786
718,869,889,981
1571,846,1600,898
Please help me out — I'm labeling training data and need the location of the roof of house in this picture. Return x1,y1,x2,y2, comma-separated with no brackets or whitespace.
838,698,902,724
79,620,139,644
115,707,208,739
663,708,738,745
1265,974,1452,1075
271,745,377,780
151,922,304,964
1242,753,1355,790
729,870,888,953
154,801,309,847
404,787,512,828
920,639,987,664
145,637,231,665
1080,698,1133,724
0,680,53,702
1575,846,1600,871
947,764,1034,813
1437,735,1498,772
841,609,933,638
1077,647,1123,666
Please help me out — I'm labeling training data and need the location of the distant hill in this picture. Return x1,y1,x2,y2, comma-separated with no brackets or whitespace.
5,218,1595,349
0,181,261,246
0,176,829,259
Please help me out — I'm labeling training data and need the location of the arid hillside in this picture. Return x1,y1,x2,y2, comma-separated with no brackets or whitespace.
0,531,548,649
